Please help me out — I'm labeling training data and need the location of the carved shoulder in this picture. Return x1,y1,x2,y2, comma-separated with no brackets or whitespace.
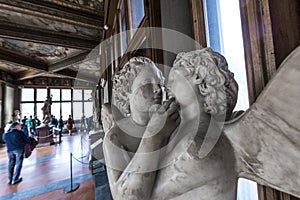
104,126,122,147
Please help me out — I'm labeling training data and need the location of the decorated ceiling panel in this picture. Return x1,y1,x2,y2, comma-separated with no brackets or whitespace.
0,9,101,39
0,39,83,65
64,0,104,11
0,0,105,85
0,60,28,73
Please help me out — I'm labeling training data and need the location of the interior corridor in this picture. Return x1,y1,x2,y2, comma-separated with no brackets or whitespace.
0,133,95,200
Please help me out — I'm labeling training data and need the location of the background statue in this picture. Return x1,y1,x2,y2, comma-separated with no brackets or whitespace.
90,88,101,132
12,109,20,122
103,47,300,199
101,103,115,134
41,95,52,125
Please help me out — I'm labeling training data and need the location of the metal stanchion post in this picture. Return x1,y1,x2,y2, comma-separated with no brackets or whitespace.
81,134,83,162
64,153,80,193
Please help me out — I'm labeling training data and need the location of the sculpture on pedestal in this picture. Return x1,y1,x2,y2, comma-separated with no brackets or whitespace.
103,47,300,199
41,95,52,125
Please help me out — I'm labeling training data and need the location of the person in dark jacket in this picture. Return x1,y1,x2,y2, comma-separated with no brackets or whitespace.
57,116,64,143
2,122,29,184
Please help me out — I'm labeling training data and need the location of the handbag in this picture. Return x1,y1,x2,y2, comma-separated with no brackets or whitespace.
24,137,38,158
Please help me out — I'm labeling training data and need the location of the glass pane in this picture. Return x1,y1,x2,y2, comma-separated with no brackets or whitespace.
84,102,93,118
121,1,127,54
61,89,71,101
73,89,82,101
237,178,258,200
73,102,83,121
218,0,249,111
22,88,34,101
205,0,256,199
50,89,60,101
84,90,92,101
61,102,71,120
20,103,34,120
36,103,44,120
51,102,61,119
36,89,48,101
130,0,145,30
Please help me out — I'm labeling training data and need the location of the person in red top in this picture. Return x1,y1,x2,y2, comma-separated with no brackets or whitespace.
66,115,74,136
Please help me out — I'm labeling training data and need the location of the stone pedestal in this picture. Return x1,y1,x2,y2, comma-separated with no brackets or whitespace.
36,125,51,144
90,131,105,162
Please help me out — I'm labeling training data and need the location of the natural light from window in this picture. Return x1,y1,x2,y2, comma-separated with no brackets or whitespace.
218,0,257,199
204,0,258,199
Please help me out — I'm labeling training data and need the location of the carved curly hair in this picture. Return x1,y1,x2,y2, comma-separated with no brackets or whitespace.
171,48,238,120
112,57,163,116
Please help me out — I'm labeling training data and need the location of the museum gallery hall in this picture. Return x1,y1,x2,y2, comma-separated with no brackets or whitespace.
0,0,299,200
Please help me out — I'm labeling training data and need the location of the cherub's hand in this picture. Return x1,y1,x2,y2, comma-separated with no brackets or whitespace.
146,98,181,141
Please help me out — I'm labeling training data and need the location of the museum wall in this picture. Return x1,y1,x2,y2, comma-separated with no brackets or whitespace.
160,0,195,70
239,0,300,199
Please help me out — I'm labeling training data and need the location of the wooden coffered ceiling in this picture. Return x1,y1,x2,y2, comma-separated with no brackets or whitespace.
0,0,105,84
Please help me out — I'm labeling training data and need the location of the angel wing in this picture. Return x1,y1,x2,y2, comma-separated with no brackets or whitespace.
224,46,300,198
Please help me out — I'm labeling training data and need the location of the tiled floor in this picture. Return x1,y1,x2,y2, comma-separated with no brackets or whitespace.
0,133,95,200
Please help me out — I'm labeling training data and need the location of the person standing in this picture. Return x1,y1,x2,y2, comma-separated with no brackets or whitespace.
33,116,41,136
21,116,28,136
57,116,64,143
80,115,86,131
26,115,34,137
66,115,74,136
2,122,29,184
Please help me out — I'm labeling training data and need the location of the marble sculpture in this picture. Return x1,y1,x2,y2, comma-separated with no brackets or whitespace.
103,47,300,200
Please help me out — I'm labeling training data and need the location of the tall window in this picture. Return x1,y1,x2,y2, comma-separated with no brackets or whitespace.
61,102,71,119
36,103,44,120
21,88,34,102
21,88,93,122
61,89,71,101
73,102,83,120
36,89,47,101
21,88,34,119
120,0,128,55
129,0,145,32
50,89,60,101
204,0,257,199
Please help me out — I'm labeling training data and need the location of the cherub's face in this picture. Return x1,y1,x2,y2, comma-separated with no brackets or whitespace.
167,68,203,119
168,68,199,105
129,64,163,115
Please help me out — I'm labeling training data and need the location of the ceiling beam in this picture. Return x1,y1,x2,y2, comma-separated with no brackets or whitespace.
0,49,99,82
0,21,99,50
56,69,99,83
0,50,48,71
0,0,103,29
55,68,78,78
49,48,100,72
17,68,95,83
48,51,91,72
16,71,47,80
26,0,104,17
